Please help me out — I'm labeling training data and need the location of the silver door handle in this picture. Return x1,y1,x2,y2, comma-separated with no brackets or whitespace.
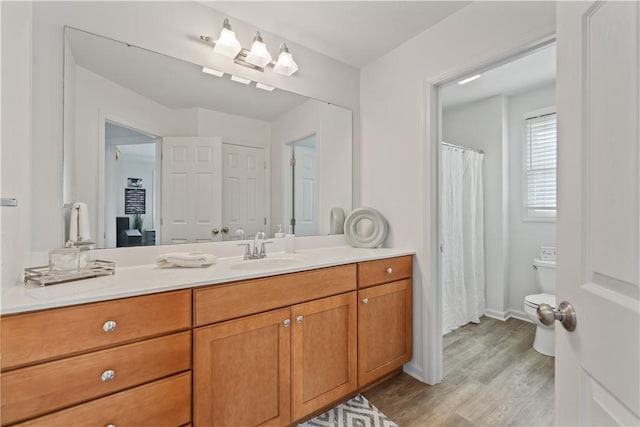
212,228,220,235
537,302,577,332
222,226,229,234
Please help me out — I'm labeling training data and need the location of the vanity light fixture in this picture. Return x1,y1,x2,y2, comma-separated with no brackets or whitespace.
245,32,272,68
256,82,275,92
273,43,299,77
202,67,224,77
458,74,482,85
231,75,252,85
212,18,242,58
200,19,298,76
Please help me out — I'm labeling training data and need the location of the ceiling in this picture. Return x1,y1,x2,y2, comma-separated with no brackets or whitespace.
202,1,471,68
441,44,556,109
67,28,311,122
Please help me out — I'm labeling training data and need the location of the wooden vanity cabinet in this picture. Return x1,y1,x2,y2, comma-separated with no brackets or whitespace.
193,308,292,427
357,279,413,387
356,255,413,387
1,290,192,426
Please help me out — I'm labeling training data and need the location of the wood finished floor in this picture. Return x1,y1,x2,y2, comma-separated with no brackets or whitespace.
363,317,555,427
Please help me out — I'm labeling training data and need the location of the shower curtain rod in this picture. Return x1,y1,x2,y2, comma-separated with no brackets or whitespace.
441,141,485,154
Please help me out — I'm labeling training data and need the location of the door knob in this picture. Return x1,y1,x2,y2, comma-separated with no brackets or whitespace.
537,301,577,332
212,228,220,235
222,226,229,234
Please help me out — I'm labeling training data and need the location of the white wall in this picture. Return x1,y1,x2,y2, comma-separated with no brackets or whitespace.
507,83,556,315
443,95,509,317
197,109,270,148
1,1,359,283
271,99,352,236
360,1,555,383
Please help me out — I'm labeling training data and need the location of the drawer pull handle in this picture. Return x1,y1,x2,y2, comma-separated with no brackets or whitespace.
102,320,117,332
283,319,291,328
362,298,369,304
296,315,304,324
106,424,116,427
101,369,115,382
386,267,393,274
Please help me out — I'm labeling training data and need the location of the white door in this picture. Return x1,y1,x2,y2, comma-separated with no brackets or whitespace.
161,137,222,244
293,145,317,236
556,2,639,425
221,143,266,240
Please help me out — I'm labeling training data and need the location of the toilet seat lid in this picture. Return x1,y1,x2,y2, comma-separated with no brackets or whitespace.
525,293,556,308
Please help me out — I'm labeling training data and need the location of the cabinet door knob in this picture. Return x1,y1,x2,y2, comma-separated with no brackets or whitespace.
102,320,117,332
101,369,115,382
296,315,304,324
362,298,369,304
106,424,116,427
386,267,393,274
283,319,291,328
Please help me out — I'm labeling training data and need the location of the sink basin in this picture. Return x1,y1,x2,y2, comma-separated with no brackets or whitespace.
228,257,304,271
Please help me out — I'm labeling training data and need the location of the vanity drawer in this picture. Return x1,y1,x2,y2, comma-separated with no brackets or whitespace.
357,256,412,288
14,372,192,427
194,264,356,326
1,289,191,370
1,331,191,425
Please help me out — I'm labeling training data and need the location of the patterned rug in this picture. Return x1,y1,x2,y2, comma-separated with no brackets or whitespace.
298,394,398,427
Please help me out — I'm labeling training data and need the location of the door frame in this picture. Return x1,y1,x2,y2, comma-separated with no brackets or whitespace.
422,34,556,384
97,111,162,247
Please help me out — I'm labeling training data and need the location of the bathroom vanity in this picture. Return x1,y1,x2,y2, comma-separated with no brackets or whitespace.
0,249,413,426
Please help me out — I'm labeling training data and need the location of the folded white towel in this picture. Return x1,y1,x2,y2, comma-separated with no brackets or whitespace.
156,252,217,268
69,202,91,243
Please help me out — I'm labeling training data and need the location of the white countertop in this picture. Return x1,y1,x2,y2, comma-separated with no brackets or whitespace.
1,246,414,315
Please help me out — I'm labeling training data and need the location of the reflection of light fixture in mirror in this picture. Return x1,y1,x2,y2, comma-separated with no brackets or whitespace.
245,32,272,68
231,75,251,85
273,43,299,76
202,67,224,77
213,18,242,59
256,82,275,92
458,74,481,85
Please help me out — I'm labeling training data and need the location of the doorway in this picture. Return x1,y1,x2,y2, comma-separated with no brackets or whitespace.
436,41,557,409
104,121,160,248
288,134,317,236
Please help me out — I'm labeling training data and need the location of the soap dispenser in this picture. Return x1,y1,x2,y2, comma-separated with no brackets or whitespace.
284,225,295,253
274,224,285,239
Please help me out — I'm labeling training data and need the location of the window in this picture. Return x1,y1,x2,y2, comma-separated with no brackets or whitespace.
525,109,557,219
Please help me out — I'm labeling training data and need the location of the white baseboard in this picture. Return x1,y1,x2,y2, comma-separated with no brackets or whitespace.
403,362,425,383
508,309,534,323
484,308,534,323
485,308,509,321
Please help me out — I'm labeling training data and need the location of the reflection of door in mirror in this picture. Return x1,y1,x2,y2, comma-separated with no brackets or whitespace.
290,135,317,236
161,137,222,245
104,121,160,248
222,144,267,241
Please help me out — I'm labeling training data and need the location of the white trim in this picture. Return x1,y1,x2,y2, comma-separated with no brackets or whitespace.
508,309,534,323
524,105,557,120
424,34,556,386
485,309,510,321
403,362,425,383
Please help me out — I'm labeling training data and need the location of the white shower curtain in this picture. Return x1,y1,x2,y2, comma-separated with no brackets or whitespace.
441,144,486,335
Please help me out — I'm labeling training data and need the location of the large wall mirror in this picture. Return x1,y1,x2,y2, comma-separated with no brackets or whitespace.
63,27,352,249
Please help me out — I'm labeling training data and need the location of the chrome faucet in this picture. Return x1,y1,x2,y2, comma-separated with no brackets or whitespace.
253,231,267,258
238,230,271,259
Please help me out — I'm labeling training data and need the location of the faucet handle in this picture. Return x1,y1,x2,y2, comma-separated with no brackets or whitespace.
259,241,273,257
237,242,251,259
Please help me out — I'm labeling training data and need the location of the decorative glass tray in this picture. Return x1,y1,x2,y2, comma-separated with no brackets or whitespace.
24,260,116,287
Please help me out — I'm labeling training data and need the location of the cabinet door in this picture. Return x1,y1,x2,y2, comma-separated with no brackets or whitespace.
291,292,357,421
358,279,412,386
194,308,291,427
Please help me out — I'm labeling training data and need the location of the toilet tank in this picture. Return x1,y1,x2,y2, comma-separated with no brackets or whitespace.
534,258,556,293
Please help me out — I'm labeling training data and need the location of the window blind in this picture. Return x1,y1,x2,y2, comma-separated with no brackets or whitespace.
525,112,557,215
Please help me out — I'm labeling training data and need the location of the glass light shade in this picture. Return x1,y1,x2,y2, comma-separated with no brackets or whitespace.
214,27,242,58
273,50,298,76
246,39,272,68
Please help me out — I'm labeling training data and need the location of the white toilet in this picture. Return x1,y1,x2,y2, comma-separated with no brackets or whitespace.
524,258,557,356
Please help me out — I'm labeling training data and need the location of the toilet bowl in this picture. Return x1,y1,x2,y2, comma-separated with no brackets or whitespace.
524,258,557,356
